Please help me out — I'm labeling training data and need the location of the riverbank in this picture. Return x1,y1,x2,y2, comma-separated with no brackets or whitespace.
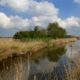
0,38,77,61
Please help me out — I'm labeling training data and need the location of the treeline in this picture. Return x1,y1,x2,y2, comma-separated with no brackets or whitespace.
13,22,66,40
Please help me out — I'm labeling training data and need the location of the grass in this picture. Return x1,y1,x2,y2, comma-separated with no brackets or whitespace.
0,38,77,61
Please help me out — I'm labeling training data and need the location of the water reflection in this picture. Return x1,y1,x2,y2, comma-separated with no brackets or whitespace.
46,47,66,62
0,41,79,80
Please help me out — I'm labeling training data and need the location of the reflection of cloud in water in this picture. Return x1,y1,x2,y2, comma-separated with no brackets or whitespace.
65,41,80,59
26,58,57,75
52,53,80,80
52,41,80,80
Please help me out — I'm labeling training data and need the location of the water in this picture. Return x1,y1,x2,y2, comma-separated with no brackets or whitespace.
0,40,80,80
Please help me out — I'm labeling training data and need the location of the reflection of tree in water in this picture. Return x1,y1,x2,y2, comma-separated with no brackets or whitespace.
46,47,66,62
0,46,67,80
0,46,67,71
34,59,40,64
31,46,67,63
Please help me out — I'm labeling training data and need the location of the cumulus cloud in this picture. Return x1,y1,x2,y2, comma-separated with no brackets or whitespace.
29,16,59,28
28,1,59,16
0,0,58,17
0,0,31,12
30,16,80,28
64,16,80,27
0,12,29,29
0,12,13,28
0,0,59,29
0,12,80,30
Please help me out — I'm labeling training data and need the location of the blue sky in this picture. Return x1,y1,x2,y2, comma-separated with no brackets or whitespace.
0,0,80,37
0,0,80,19
47,0,80,18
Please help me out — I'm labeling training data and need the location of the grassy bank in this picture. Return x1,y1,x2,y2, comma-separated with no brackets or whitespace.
0,38,77,60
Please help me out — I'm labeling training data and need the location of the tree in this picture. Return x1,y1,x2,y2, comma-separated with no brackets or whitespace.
13,31,30,39
39,29,47,38
13,22,66,40
47,22,66,39
34,26,39,32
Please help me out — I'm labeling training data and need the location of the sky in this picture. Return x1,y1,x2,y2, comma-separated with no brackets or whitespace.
0,0,80,37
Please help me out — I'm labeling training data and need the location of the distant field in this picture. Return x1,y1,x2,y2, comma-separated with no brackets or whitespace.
0,38,77,60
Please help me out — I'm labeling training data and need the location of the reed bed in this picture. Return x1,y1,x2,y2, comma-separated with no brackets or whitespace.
0,38,77,61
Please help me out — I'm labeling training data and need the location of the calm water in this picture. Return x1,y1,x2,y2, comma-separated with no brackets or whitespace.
0,40,80,80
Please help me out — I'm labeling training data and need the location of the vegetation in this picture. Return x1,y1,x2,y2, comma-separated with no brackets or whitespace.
47,22,66,39
0,43,80,80
0,22,78,80
13,22,66,40
0,38,77,61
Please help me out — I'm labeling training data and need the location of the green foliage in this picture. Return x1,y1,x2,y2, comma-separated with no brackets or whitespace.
34,26,39,32
13,22,66,40
13,31,30,39
46,47,66,62
47,22,66,39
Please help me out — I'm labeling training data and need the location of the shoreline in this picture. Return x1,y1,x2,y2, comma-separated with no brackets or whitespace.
0,38,77,61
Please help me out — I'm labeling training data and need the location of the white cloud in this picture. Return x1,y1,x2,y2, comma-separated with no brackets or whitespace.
0,0,80,33
0,0,58,17
0,12,13,28
28,1,59,16
74,0,80,3
0,0,59,29
0,12,29,29
0,0,31,12
65,16,80,27
29,16,58,28
30,16,80,29
0,12,80,30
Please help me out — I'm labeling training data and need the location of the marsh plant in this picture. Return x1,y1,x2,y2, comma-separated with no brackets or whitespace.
42,38,50,48
0,49,80,80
